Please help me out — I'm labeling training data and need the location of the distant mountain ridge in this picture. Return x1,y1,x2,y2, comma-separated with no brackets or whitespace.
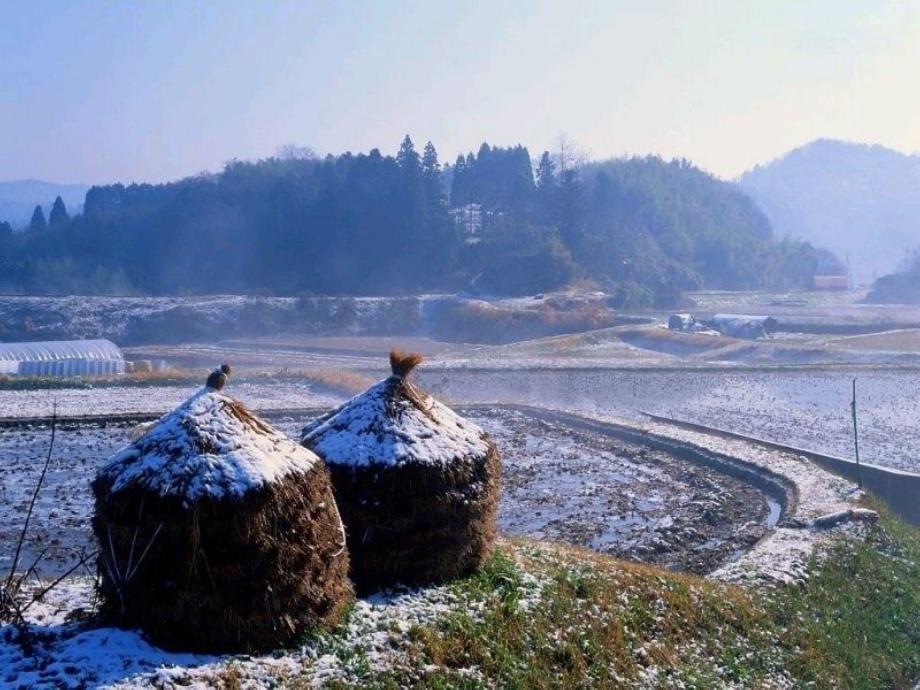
0,179,90,228
739,139,920,284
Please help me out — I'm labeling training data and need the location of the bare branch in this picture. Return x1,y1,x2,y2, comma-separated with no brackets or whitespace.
5,403,57,590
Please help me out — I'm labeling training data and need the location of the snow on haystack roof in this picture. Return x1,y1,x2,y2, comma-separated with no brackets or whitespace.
98,388,319,503
302,354,489,468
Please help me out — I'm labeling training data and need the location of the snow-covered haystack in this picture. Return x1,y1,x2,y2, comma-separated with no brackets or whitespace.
301,351,501,593
91,366,352,653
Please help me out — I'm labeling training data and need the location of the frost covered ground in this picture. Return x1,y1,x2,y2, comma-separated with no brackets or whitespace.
0,405,778,689
0,380,341,420
0,405,903,688
1,572,481,689
1,292,917,686
0,408,769,580
3,364,920,473
479,409,769,574
422,367,920,474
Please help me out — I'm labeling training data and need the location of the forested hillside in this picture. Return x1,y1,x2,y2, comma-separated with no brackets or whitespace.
0,137,833,306
740,139,920,284
866,252,920,304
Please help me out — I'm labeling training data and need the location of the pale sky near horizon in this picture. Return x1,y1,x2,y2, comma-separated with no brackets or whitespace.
1,0,918,185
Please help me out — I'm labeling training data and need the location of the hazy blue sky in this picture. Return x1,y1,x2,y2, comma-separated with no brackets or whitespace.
1,0,918,184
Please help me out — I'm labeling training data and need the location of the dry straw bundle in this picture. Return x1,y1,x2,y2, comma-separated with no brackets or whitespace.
92,365,352,652
302,351,501,593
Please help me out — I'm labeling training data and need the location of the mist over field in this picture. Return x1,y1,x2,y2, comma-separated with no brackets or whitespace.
2,3,919,688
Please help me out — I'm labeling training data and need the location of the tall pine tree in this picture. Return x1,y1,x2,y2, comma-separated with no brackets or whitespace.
396,135,421,178
49,195,70,227
421,142,444,208
558,169,585,253
395,135,427,282
450,154,470,206
29,205,47,231
535,151,557,225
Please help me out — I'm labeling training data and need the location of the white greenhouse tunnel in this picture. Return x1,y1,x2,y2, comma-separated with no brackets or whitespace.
0,339,125,377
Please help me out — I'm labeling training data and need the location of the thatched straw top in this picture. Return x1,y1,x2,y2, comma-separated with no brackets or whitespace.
98,387,320,504
301,351,489,468
389,350,423,379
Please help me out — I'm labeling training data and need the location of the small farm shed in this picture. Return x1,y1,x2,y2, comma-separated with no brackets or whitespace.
668,313,696,331
710,314,778,337
0,339,125,376
812,275,849,291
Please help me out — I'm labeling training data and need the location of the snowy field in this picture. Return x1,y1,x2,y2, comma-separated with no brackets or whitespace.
1,294,915,686
0,408,768,581
0,380,341,420
3,364,918,474
1,406,774,688
1,573,477,689
419,368,920,474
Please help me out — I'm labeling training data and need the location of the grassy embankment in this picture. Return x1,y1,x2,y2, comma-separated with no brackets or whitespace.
297,500,919,689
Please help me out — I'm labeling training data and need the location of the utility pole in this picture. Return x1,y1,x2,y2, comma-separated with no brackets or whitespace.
850,378,863,488
845,252,853,290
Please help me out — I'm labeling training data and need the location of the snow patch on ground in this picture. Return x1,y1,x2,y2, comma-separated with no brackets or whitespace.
0,576,471,689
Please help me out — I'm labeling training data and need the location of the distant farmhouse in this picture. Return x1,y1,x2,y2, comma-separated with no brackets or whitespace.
0,339,125,377
449,203,483,244
812,275,849,291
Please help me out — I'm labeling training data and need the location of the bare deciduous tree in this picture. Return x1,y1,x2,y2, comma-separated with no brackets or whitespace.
554,133,589,174
276,143,317,161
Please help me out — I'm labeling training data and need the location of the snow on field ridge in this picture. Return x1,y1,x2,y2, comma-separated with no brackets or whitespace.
578,410,867,585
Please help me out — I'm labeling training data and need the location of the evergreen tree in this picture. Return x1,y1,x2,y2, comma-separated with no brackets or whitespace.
395,135,428,281
535,151,557,224
49,195,70,227
450,154,470,206
420,142,457,277
29,205,47,231
396,135,421,177
557,169,585,252
536,151,556,192
463,153,477,202
421,141,444,207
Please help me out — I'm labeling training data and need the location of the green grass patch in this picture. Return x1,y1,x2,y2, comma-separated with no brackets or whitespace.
363,509,917,688
769,502,920,689
283,503,918,688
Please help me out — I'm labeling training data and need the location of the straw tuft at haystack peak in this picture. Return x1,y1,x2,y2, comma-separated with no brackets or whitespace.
389,349,423,378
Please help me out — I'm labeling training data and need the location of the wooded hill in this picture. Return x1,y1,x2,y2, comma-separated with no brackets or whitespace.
0,137,836,306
